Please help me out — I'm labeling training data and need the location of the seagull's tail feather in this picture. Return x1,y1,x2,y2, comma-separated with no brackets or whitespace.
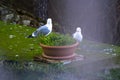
27,34,34,38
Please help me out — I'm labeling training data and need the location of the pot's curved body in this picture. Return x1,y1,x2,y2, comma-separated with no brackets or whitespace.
40,42,79,60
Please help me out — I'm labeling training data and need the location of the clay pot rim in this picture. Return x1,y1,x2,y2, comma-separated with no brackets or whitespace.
40,41,79,48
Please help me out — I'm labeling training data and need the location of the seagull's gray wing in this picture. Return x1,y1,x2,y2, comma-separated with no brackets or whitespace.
32,25,50,37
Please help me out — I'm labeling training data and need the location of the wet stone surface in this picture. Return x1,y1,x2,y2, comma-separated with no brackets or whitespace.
0,41,120,80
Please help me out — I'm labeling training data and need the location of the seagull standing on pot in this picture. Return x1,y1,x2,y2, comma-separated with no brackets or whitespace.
73,27,83,42
28,18,52,38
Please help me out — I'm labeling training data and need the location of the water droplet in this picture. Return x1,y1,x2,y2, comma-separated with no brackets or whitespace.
15,55,19,57
9,35,15,38
112,53,117,56
105,52,110,54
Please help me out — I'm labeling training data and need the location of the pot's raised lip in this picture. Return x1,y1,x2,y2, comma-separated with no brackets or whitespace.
42,53,76,60
40,41,79,48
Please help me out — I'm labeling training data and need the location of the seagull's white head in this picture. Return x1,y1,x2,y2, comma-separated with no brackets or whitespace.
46,18,52,32
47,18,52,25
76,27,81,32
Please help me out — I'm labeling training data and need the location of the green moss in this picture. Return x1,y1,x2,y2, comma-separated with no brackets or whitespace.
0,21,76,62
0,21,42,61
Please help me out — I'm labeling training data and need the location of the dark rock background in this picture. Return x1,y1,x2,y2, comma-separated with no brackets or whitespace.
48,0,117,44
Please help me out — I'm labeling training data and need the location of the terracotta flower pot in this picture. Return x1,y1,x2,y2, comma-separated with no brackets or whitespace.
40,42,79,60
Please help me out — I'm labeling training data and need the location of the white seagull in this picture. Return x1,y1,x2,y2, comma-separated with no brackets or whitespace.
28,18,52,38
73,27,83,42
